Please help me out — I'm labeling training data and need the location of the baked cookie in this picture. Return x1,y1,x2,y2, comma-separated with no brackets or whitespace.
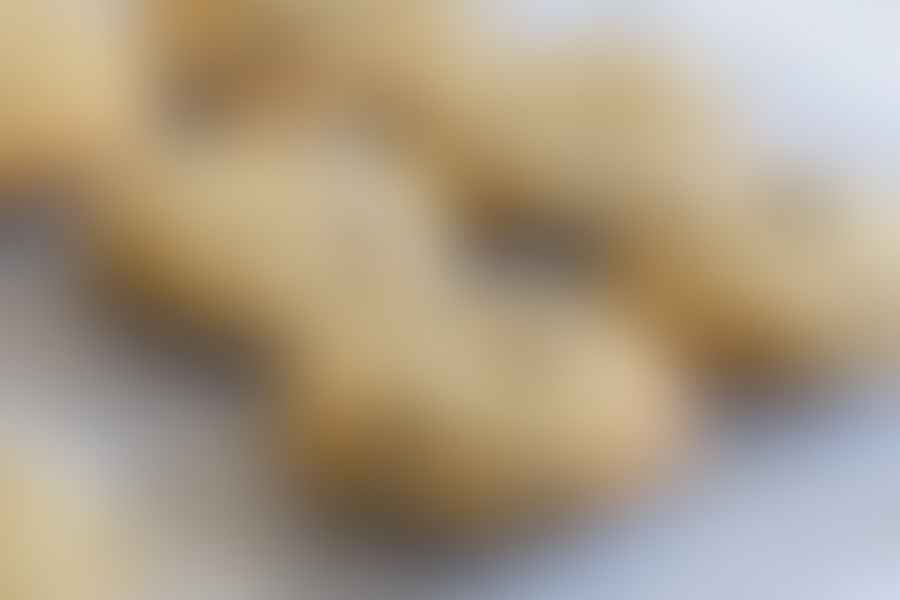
0,452,129,600
621,173,900,376
147,0,299,115
145,0,436,121
336,5,732,230
279,284,694,535
0,1,149,187
84,112,459,345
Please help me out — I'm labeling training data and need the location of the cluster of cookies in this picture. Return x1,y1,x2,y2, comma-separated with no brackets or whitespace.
0,449,129,600
2,0,898,552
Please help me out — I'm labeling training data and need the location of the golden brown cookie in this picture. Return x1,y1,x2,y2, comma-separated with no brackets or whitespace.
83,112,458,344
621,173,900,376
145,0,436,121
280,286,694,535
331,6,732,230
146,0,299,114
0,452,129,599
0,1,150,187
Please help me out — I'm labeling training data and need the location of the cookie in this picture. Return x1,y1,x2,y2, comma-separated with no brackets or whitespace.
145,0,436,121
0,1,149,187
337,6,730,229
280,285,694,535
147,0,298,115
84,112,458,345
0,452,129,599
621,173,900,375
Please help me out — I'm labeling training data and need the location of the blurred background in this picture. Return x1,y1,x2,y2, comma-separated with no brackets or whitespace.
1,1,899,599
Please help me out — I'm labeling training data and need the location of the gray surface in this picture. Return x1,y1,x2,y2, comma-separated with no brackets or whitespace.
2,1,899,598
